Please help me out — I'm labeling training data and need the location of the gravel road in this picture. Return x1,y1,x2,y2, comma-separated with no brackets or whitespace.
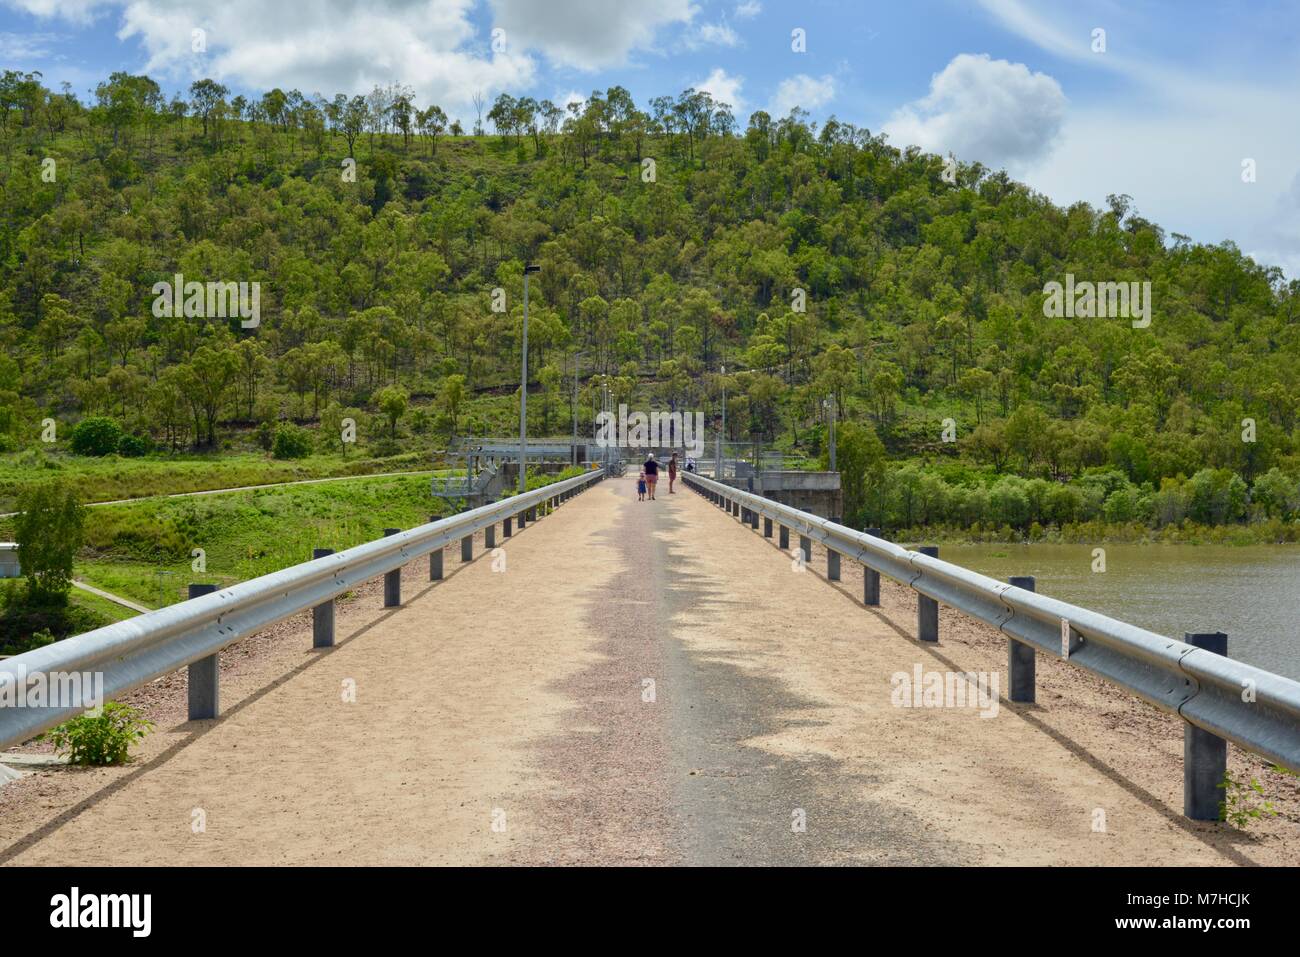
2,477,1295,865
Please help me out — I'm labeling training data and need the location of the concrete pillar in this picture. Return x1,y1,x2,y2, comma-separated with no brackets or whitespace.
384,529,401,607
1007,576,1037,702
863,528,881,606
504,516,513,537
917,545,939,642
187,583,219,720
1184,632,1229,821
828,549,840,581
461,534,473,562
763,516,773,538
312,548,335,648
485,524,496,549
779,525,790,550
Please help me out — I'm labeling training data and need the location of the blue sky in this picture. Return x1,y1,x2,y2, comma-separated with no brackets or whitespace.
4,0,1300,275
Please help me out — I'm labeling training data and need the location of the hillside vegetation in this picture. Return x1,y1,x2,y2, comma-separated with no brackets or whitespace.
2,71,1299,536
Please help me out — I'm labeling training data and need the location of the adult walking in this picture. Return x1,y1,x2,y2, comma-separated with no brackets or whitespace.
644,453,659,500
667,452,678,493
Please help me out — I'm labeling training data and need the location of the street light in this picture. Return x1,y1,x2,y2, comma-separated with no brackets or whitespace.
519,263,541,494
824,395,837,472
570,351,585,467
717,364,726,479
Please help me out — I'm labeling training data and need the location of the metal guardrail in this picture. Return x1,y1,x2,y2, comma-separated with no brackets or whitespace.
0,468,604,752
682,470,1300,809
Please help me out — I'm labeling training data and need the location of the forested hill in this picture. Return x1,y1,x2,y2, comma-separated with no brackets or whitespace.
3,72,1299,534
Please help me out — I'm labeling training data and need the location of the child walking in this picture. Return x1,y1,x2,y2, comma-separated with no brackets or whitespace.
637,469,647,501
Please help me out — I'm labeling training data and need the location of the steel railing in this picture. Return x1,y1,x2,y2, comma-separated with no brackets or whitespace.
682,470,1300,781
0,468,605,752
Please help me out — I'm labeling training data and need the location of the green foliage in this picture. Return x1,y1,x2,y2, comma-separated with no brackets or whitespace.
70,417,123,457
116,432,151,457
45,701,153,766
271,423,314,459
1219,771,1282,828
4,71,1300,538
13,480,84,604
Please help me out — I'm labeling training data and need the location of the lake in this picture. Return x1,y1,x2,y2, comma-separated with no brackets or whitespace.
938,543,1300,682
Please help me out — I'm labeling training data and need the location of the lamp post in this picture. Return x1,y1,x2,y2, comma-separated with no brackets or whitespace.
520,263,540,494
825,395,837,472
570,351,585,467
717,364,726,479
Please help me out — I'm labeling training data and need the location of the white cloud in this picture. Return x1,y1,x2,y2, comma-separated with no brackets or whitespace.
2,0,113,25
769,73,834,117
488,0,695,71
687,21,740,50
884,53,1066,172
555,89,586,112
693,67,744,114
0,29,61,59
735,1,761,19
11,1,538,114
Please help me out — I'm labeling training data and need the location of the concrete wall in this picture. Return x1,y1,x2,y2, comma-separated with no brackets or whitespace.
718,472,844,521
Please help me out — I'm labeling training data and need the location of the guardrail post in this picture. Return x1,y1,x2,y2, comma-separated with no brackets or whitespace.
384,529,402,607
1184,631,1229,821
763,516,773,538
517,509,526,529
429,515,444,579
779,525,790,550
917,546,939,642
1007,576,1036,702
187,583,219,720
312,548,335,648
827,548,840,581
749,509,758,530
528,506,537,522
504,515,513,537
863,529,882,605
799,535,812,563
461,533,473,563
485,524,496,548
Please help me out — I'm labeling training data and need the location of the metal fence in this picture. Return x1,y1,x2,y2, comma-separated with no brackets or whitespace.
683,470,1300,819
0,468,605,753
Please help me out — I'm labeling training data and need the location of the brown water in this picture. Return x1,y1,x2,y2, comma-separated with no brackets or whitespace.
938,544,1300,682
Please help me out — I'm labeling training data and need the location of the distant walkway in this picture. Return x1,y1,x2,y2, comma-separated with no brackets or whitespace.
0,469,435,518
0,478,1279,865
71,580,150,614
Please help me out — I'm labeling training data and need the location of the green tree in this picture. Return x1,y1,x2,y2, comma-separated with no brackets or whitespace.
375,385,409,439
14,481,84,605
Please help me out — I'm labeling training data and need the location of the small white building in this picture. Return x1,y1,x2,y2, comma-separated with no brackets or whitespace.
0,543,20,579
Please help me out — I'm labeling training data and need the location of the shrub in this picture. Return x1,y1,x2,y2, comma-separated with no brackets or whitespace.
116,432,150,457
13,481,84,605
69,416,123,456
44,701,153,766
272,423,313,459
255,420,275,451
